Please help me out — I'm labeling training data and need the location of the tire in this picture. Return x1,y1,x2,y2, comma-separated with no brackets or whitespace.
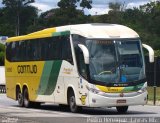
23,88,32,108
17,88,24,107
116,106,128,113
68,91,81,113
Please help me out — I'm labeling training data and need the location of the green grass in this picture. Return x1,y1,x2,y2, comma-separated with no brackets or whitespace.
147,86,160,101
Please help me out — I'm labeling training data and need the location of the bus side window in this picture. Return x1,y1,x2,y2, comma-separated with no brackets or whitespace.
75,47,87,79
18,41,26,61
41,39,48,60
11,42,17,61
61,36,73,64
6,43,12,61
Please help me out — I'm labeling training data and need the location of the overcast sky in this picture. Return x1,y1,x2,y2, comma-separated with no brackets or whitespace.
0,0,159,15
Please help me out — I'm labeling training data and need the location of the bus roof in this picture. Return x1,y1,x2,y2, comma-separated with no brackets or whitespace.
7,23,139,42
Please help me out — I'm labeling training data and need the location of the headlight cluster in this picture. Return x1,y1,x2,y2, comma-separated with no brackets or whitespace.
138,82,147,93
86,85,100,94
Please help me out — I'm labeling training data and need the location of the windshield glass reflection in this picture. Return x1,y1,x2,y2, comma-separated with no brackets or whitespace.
86,39,145,84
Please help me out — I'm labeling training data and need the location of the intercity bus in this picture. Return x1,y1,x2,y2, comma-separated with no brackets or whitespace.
5,24,154,113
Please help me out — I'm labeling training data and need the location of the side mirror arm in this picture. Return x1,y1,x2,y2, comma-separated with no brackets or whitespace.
142,44,154,63
78,44,89,64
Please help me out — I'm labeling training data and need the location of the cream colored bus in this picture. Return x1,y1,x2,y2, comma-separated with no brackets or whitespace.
5,24,154,113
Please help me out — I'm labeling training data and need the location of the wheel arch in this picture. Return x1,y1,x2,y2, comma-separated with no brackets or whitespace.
67,85,77,105
22,84,30,100
15,83,22,100
22,84,29,93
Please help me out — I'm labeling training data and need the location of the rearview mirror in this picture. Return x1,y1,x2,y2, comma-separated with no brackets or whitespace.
142,44,154,63
78,44,89,64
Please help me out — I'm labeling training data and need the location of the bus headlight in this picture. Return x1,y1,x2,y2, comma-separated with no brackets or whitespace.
138,82,147,93
86,85,100,94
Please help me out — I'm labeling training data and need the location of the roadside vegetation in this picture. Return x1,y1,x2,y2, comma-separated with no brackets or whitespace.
148,87,160,101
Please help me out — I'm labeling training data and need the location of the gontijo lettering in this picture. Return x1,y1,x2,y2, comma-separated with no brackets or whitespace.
17,65,37,74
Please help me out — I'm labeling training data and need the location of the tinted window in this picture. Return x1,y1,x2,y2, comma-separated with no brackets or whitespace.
72,34,88,79
6,35,73,64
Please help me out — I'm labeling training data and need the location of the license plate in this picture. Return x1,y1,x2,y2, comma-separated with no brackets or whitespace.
117,99,126,103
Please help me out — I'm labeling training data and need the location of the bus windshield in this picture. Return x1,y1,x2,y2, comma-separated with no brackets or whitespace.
86,39,145,84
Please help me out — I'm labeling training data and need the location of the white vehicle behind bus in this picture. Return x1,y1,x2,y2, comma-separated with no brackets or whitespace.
0,66,6,93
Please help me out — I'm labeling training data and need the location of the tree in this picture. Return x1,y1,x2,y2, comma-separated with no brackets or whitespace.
80,0,92,10
0,8,15,36
2,0,34,7
57,0,92,25
109,2,121,12
39,8,92,27
109,2,126,12
39,0,92,27
2,0,36,36
19,6,39,34
105,2,125,24
137,1,160,50
58,0,78,9
58,0,92,10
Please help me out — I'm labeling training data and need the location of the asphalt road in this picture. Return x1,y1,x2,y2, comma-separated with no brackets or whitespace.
0,94,160,123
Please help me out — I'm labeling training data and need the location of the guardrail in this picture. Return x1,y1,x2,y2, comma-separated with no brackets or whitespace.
0,85,6,93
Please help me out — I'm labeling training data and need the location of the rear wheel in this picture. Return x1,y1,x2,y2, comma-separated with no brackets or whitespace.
23,88,32,108
17,88,24,107
116,106,128,113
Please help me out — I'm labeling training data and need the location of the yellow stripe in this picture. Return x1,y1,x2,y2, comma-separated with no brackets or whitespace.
7,28,56,42
28,28,56,36
96,85,124,93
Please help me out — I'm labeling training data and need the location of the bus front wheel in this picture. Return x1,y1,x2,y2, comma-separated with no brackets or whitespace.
68,91,81,113
116,106,128,113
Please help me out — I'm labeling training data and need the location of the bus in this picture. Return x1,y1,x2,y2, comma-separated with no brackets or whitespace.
5,24,154,113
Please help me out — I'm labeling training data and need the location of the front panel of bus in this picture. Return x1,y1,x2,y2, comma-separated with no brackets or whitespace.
72,34,148,107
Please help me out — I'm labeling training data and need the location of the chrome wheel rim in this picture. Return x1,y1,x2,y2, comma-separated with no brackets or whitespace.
24,91,29,106
70,96,76,111
18,93,23,105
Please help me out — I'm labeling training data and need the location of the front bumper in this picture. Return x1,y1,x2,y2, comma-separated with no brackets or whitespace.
88,90,148,107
